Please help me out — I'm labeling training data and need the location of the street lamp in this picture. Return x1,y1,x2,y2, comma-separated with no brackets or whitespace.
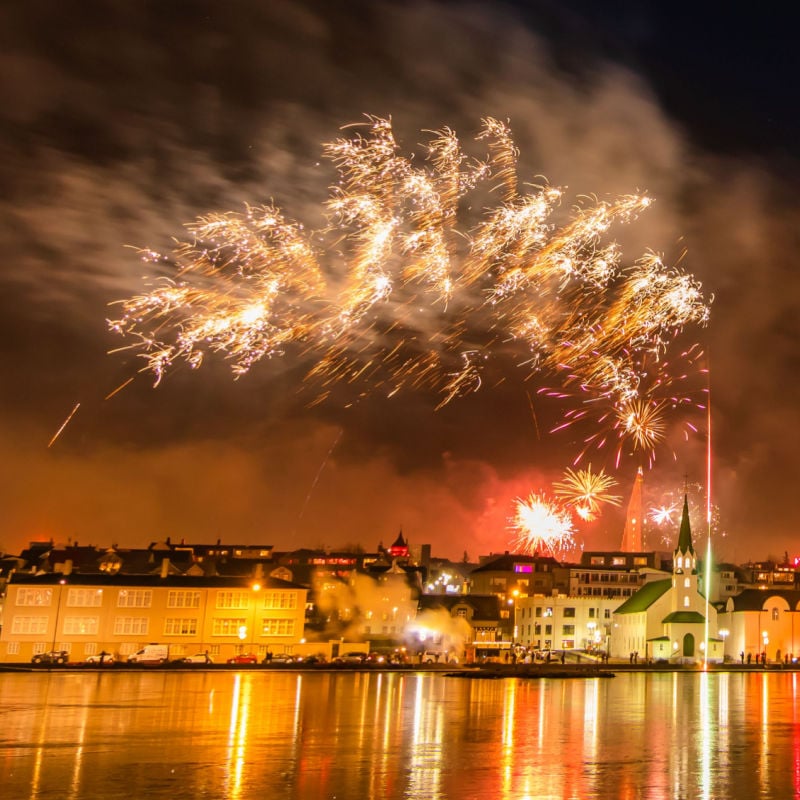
51,578,67,653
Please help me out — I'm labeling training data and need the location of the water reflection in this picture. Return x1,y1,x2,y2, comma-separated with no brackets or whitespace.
2,670,799,799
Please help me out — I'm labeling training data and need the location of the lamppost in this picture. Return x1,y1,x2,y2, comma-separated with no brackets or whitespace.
51,578,67,653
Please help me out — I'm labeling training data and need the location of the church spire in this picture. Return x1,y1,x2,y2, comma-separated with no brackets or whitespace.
673,494,696,575
620,466,644,551
676,495,694,555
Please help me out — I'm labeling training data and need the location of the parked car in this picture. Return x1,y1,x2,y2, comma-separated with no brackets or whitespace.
264,653,296,664
227,653,258,664
333,651,367,664
127,644,169,664
31,650,69,665
298,654,325,665
84,652,114,665
181,652,213,664
366,652,386,664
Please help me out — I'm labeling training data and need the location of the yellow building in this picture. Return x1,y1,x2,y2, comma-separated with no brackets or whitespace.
0,567,308,663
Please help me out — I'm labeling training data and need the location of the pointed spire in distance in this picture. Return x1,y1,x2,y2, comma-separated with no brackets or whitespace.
677,494,694,554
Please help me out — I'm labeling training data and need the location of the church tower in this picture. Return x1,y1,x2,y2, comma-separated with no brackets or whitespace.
671,495,699,612
620,466,644,551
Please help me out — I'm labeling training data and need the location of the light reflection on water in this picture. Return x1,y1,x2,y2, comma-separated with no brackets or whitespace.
1,670,799,799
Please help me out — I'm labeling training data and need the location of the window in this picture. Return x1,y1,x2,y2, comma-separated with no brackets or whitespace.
260,618,296,636
514,564,533,573
63,616,99,635
633,557,648,566
456,608,468,618
216,591,250,610
589,608,596,618
164,618,198,636
611,557,626,566
263,592,297,610
563,607,576,618
11,615,48,635
114,617,149,636
604,609,611,619
6,642,20,655
545,625,552,635
590,557,605,565
213,618,247,636
117,590,152,608
534,624,541,635
16,588,52,606
67,588,103,607
543,607,553,617
683,596,690,608
535,607,542,617
167,591,201,609
684,578,690,588
562,625,575,635
772,608,780,621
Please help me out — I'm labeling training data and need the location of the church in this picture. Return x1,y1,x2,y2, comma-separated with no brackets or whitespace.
611,494,723,663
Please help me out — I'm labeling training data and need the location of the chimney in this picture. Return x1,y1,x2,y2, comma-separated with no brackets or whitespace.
161,558,170,578
63,560,73,576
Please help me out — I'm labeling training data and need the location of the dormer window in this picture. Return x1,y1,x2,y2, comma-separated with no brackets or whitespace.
677,556,683,569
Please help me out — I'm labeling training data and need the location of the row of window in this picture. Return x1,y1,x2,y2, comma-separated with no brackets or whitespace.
10,615,296,637
15,588,298,610
519,624,577,636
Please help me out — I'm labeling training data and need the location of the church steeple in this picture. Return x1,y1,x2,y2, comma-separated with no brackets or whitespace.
620,466,644,551
673,495,696,574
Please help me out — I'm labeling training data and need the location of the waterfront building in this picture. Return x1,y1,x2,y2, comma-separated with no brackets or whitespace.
611,496,722,663
569,551,671,599
716,588,800,663
0,561,308,663
416,593,504,659
514,592,620,652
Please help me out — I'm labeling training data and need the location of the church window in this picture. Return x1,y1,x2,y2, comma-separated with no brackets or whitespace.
677,557,683,569
684,578,690,588
684,596,690,608
772,608,780,621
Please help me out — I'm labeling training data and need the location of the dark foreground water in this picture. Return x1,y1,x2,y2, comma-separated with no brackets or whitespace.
1,669,799,799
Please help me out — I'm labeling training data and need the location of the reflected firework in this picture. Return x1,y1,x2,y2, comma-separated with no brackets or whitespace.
509,492,576,559
109,116,710,467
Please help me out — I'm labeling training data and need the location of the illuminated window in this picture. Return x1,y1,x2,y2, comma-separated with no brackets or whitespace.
684,578,690,588
772,608,780,621
260,618,296,636
113,617,149,636
514,564,533,573
67,588,103,607
11,615,48,635
212,618,247,636
544,607,553,617
164,618,198,635
216,591,250,610
63,616,99,635
117,590,152,608
167,591,201,609
16,588,53,606
263,592,297,610
684,596,690,608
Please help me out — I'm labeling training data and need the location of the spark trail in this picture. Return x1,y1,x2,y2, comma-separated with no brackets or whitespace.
109,116,711,464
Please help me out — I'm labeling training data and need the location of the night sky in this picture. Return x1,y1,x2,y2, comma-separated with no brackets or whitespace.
2,1,799,561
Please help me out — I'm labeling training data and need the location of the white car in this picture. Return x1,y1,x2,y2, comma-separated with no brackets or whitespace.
85,653,114,664
182,652,213,664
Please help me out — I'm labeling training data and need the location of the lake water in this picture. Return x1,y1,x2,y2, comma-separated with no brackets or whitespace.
1,669,798,799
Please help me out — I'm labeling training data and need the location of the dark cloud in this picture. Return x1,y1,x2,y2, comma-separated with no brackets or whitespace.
0,1,798,560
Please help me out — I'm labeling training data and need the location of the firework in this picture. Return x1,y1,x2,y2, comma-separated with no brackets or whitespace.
646,481,724,546
109,116,710,463
509,493,576,559
553,465,622,521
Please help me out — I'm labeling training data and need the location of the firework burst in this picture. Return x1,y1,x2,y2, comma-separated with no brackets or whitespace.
553,465,622,521
509,493,576,559
109,116,711,465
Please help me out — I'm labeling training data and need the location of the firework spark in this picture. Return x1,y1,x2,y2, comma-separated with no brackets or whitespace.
509,493,576,559
553,465,622,521
109,116,711,465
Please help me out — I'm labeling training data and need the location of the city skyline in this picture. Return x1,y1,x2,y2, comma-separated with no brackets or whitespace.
1,2,799,562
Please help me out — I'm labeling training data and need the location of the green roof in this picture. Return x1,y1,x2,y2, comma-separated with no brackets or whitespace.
661,610,705,624
614,579,672,613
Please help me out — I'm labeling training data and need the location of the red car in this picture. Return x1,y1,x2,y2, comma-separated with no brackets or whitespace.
227,653,258,664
